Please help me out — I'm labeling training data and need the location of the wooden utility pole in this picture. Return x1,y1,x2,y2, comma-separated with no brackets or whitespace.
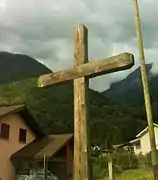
43,155,47,180
133,0,158,179
38,24,135,180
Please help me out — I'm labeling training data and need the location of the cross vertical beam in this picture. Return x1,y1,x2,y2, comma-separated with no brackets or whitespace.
73,24,91,180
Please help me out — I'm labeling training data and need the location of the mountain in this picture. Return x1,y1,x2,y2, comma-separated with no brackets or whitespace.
102,62,158,124
0,51,51,84
102,63,156,105
0,51,147,147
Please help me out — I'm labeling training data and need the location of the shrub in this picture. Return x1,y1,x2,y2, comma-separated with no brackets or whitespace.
137,152,152,167
92,155,108,179
92,148,138,178
113,149,138,170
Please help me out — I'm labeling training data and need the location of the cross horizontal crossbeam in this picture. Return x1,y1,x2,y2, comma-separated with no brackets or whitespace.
38,52,134,87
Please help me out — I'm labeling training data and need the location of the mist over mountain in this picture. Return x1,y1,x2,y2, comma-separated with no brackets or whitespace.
0,51,157,147
102,63,157,105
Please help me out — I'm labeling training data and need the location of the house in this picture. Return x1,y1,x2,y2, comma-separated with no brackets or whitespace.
129,123,158,155
0,105,73,180
128,138,141,155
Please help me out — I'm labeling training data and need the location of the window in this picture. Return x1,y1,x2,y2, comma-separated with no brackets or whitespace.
0,123,10,139
135,141,141,149
19,128,27,143
135,144,140,149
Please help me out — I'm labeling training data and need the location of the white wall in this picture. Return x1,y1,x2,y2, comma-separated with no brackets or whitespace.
140,126,158,155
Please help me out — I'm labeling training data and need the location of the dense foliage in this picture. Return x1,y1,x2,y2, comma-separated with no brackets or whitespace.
93,150,154,179
0,77,147,147
93,149,138,179
0,51,157,148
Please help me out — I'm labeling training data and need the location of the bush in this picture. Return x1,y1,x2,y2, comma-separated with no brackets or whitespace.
92,149,138,178
137,152,152,167
113,149,138,170
92,155,108,179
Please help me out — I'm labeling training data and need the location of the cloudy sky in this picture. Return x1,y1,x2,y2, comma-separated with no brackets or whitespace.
0,0,157,91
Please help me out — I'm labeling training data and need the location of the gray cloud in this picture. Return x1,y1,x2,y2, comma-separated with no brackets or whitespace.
0,0,158,91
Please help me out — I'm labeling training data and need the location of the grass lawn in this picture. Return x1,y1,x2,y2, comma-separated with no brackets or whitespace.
114,168,153,180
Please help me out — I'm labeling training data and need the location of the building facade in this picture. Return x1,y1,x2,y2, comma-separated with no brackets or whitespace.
0,105,73,180
130,123,158,155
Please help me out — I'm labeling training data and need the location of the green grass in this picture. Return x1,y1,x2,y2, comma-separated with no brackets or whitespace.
115,168,153,180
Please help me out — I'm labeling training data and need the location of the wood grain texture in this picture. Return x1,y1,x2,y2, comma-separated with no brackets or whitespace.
133,0,158,179
37,23,136,180
38,52,134,87
73,24,90,180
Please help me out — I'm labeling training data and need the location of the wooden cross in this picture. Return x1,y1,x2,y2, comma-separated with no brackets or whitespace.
37,24,135,180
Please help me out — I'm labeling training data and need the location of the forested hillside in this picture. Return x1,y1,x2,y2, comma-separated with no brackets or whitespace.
0,51,156,148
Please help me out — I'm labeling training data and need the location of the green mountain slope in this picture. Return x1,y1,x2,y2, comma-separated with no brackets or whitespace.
102,63,156,105
0,51,51,84
0,51,148,147
102,63,158,124
0,77,146,147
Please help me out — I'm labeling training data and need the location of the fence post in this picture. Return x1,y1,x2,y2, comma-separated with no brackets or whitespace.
108,152,114,180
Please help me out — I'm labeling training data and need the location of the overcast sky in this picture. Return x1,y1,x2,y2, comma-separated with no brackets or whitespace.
0,0,158,91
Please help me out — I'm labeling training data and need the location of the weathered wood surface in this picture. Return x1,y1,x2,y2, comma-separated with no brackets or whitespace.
108,153,114,180
38,52,134,87
133,1,158,179
37,23,135,180
73,24,90,180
